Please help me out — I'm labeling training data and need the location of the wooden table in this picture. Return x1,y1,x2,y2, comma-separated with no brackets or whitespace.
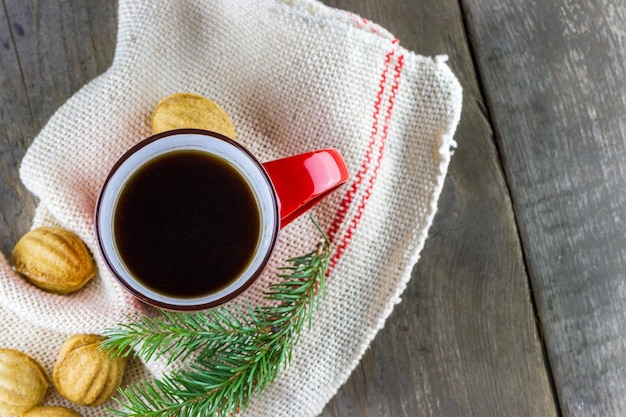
1,1,624,416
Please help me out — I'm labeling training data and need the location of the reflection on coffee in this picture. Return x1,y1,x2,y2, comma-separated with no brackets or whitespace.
113,150,261,298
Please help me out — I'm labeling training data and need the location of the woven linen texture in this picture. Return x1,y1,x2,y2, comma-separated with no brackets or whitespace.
0,0,462,416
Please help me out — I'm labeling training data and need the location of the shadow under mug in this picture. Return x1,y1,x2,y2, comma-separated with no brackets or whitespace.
95,129,349,311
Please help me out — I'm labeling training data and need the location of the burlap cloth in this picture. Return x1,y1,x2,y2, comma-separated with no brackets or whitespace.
0,0,461,415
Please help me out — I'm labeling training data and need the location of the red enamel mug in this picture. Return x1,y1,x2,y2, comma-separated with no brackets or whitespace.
95,129,349,310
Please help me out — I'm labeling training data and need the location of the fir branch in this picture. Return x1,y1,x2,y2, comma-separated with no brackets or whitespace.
102,217,330,417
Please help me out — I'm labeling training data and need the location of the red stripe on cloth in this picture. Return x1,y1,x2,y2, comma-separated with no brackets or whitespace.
348,12,363,29
326,45,394,243
348,13,377,34
327,42,404,272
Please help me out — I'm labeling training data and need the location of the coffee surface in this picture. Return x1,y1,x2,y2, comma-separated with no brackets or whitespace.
114,150,261,298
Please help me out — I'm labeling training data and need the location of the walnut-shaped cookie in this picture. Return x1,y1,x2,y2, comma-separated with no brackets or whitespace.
20,406,83,417
12,227,97,294
0,348,49,416
151,92,236,139
52,334,127,407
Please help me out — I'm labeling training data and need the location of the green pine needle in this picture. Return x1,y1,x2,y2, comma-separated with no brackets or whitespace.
101,217,330,417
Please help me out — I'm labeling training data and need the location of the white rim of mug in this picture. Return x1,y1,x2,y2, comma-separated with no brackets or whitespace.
95,129,280,310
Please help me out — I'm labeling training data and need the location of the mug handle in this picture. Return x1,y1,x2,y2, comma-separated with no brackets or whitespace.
262,149,349,228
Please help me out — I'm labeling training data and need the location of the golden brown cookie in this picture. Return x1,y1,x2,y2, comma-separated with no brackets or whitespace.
53,334,127,407
151,92,236,139
0,348,49,416
20,406,83,417
12,227,97,294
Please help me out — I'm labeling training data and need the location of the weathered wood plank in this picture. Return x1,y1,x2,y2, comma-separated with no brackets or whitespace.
463,1,626,416
321,0,558,416
2,0,117,145
0,3,33,146
0,3,38,256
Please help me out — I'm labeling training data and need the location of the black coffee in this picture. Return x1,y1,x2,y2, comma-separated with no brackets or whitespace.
113,150,261,298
